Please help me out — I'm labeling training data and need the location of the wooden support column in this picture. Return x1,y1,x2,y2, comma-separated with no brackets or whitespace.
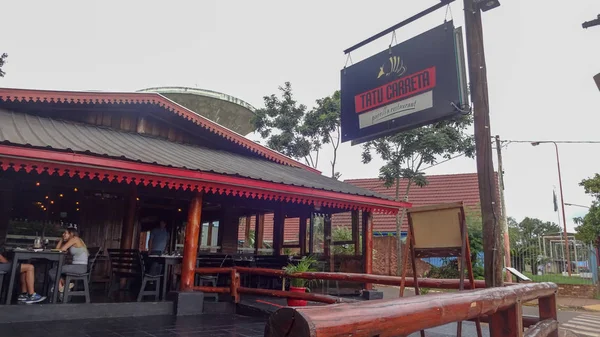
308,213,314,254
351,210,360,256
0,183,12,247
299,215,307,256
120,185,137,250
362,211,373,290
180,192,203,292
244,216,251,247
538,294,559,337
323,214,334,272
273,207,284,256
254,213,264,255
489,304,523,337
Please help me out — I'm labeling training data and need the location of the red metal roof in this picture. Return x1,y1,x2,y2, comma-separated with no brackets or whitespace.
239,173,497,241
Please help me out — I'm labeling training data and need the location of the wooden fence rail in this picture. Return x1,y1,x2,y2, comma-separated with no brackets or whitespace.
264,282,558,337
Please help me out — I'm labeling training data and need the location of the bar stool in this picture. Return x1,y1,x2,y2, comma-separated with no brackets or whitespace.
198,276,218,302
63,248,100,303
137,254,162,302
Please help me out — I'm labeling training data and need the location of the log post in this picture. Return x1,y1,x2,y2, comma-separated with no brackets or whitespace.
324,214,334,272
244,216,252,247
538,293,558,337
299,215,307,256
308,213,314,254
255,213,265,255
489,303,523,337
120,184,137,250
180,192,203,291
351,210,360,256
362,211,373,290
273,207,284,256
0,181,13,248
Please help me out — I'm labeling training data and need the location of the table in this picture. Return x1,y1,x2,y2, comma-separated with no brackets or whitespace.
146,255,182,300
5,250,65,304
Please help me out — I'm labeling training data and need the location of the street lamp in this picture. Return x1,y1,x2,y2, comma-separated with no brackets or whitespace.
565,203,590,209
531,141,572,276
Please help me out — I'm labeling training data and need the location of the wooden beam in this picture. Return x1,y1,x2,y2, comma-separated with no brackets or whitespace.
273,207,284,256
119,184,137,250
308,213,314,254
299,215,307,255
244,216,251,247
490,304,523,337
254,213,265,254
180,192,203,291
362,211,373,289
324,214,332,265
264,282,557,337
351,210,360,256
238,287,338,304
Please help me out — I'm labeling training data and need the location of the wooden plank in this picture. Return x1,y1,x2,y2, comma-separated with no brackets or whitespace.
351,210,360,255
238,287,338,304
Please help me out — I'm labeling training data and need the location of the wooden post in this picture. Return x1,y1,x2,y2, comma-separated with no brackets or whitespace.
255,213,264,255
244,216,251,248
464,0,503,287
180,192,203,291
299,215,307,256
351,210,360,256
324,214,332,269
538,294,558,337
308,213,314,254
273,207,284,255
490,304,523,337
0,182,13,248
362,211,373,290
120,185,137,250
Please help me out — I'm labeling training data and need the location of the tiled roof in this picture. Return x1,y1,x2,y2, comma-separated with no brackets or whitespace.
0,109,394,202
239,173,497,241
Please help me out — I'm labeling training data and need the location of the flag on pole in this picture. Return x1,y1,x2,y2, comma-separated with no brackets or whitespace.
553,189,558,212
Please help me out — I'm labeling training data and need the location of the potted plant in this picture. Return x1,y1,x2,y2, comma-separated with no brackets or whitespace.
283,255,318,307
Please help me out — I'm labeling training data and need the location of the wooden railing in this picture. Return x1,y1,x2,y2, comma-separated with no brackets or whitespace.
193,268,558,337
264,282,558,337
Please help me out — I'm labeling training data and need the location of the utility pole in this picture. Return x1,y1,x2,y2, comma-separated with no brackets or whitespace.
495,135,512,283
463,0,503,287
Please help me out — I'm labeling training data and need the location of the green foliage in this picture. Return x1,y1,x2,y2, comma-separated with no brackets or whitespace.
303,91,342,179
0,53,7,78
361,115,475,190
283,255,319,287
573,175,600,247
509,217,560,273
332,225,354,255
252,84,342,178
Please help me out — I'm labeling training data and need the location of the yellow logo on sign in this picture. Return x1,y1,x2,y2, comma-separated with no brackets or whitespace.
377,56,406,79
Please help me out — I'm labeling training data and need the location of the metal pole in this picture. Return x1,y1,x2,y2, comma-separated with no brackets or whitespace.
495,135,512,282
554,142,572,276
573,241,579,274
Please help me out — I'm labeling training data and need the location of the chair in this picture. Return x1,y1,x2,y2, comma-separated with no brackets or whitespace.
136,253,162,302
63,248,101,303
107,249,143,298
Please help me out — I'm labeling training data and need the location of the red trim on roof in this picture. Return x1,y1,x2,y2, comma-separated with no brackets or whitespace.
0,145,410,213
0,88,319,173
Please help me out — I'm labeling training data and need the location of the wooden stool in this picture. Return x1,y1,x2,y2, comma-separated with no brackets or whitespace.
199,276,218,302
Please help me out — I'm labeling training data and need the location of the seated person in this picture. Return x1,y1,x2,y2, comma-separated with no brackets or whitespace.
49,228,89,295
0,253,46,303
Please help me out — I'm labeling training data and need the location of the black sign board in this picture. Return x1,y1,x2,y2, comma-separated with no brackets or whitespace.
341,21,467,145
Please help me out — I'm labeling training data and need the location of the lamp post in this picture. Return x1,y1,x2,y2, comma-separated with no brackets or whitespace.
565,203,590,209
531,141,572,276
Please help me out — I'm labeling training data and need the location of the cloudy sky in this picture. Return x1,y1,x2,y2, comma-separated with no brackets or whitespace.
2,0,599,231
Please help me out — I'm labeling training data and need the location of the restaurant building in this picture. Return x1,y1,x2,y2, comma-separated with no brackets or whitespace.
0,87,409,310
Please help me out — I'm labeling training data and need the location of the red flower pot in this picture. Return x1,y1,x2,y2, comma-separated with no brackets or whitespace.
287,286,307,307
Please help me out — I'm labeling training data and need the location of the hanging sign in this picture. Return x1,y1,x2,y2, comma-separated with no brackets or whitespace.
341,21,468,145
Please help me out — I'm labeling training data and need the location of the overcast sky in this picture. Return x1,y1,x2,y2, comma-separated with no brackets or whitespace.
2,1,599,231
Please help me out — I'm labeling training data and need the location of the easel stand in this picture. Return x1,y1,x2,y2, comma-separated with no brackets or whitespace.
399,202,482,337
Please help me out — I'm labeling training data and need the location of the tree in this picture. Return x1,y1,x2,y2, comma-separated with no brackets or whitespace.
303,91,342,179
252,82,319,167
0,53,7,78
573,174,600,246
509,217,560,273
361,115,475,275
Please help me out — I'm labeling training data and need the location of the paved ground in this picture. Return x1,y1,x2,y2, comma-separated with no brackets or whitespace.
0,314,265,337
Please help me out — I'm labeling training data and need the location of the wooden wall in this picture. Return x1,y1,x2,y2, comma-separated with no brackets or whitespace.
80,195,126,251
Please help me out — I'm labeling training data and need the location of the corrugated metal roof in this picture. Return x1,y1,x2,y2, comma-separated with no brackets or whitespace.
0,109,391,200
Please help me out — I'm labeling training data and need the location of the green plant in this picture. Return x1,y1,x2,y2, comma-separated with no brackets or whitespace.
283,255,319,288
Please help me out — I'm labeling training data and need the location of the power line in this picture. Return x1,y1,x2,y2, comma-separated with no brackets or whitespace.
499,140,600,144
